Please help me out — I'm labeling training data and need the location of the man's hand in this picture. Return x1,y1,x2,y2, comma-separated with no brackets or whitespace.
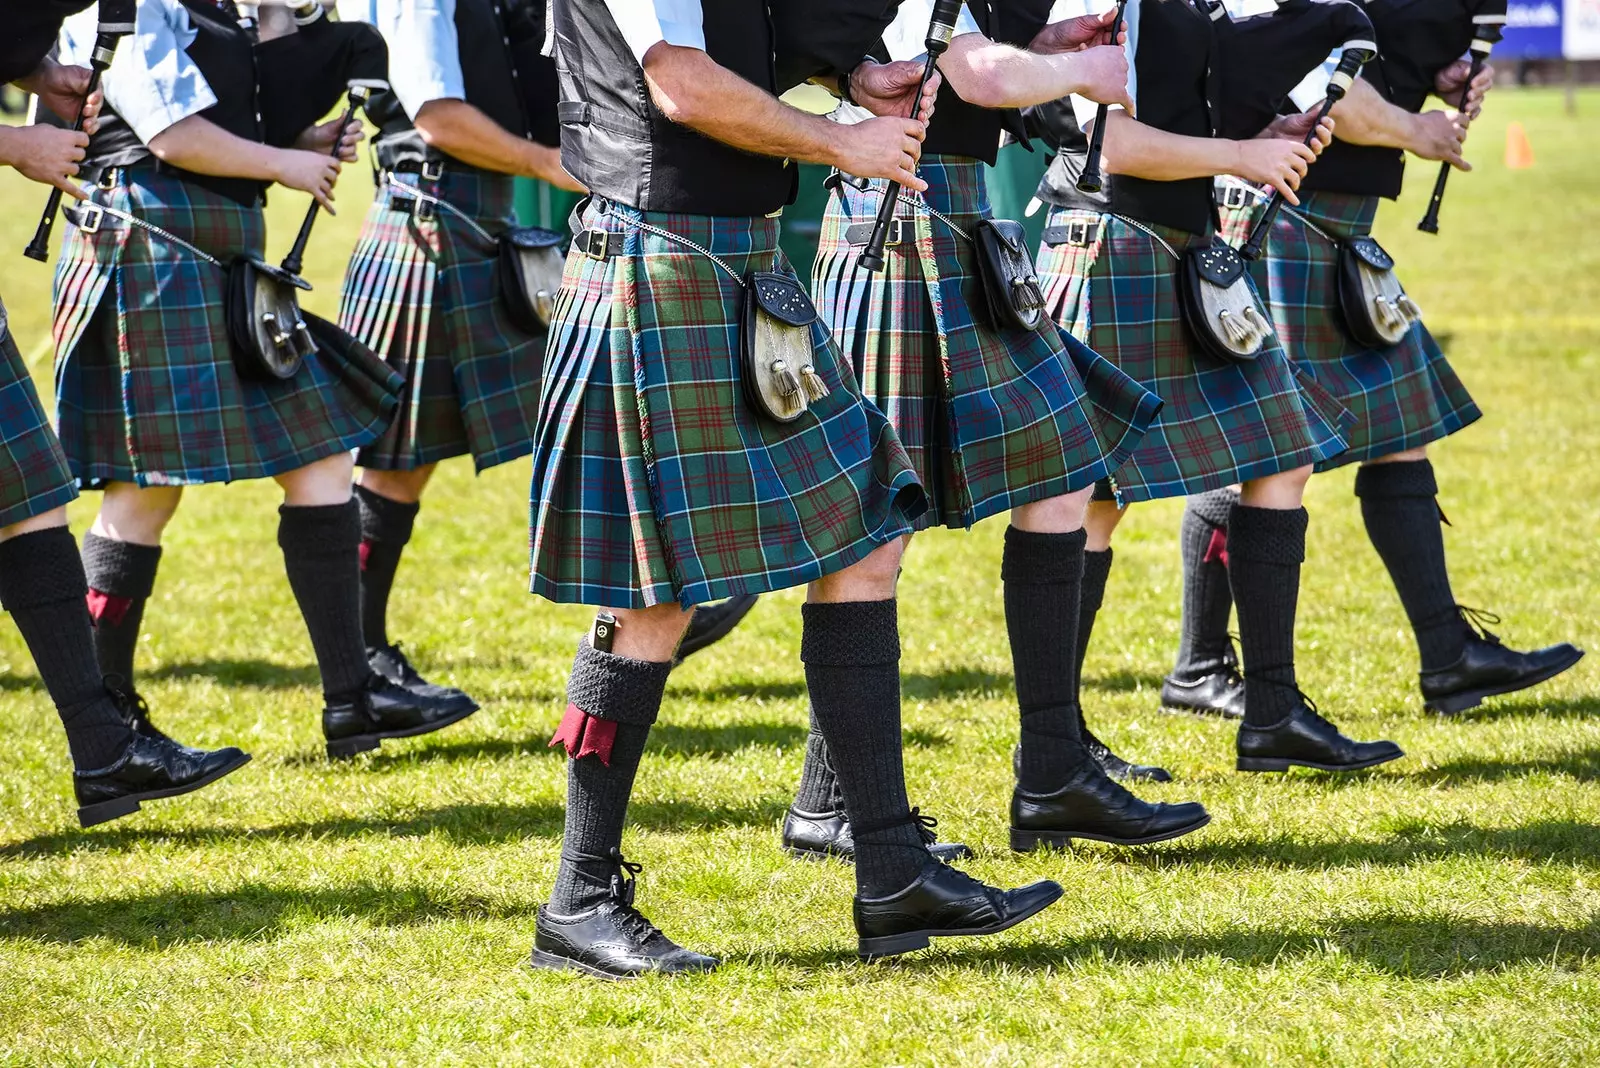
832,116,928,191
1434,58,1494,119
1257,112,1335,156
1232,137,1318,203
1068,45,1132,112
293,116,364,162
1407,109,1469,169
849,61,941,123
19,60,102,131
1030,7,1124,54
0,125,92,197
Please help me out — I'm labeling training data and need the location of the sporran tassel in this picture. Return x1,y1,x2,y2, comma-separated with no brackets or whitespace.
800,364,831,402
771,359,803,415
1219,309,1252,347
1014,277,1045,312
1397,294,1422,321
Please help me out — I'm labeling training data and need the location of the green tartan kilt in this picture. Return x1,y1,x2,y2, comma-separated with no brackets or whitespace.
339,167,546,472
52,168,400,489
0,297,76,527
812,157,1161,530
1215,182,1481,470
528,198,925,609
1036,206,1352,501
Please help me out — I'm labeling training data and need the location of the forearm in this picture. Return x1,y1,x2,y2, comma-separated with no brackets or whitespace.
1102,112,1239,181
643,45,845,168
941,34,1084,109
413,98,567,182
0,127,31,170
148,115,286,182
1327,78,1419,151
11,57,50,96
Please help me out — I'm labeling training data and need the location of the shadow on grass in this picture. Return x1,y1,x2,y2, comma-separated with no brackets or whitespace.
1452,692,1600,723
142,658,321,690
760,913,1600,979
675,665,1022,703
1082,669,1167,695
1412,747,1600,783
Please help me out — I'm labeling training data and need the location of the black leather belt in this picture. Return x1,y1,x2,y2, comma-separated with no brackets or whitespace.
843,218,912,247
1040,217,1098,248
573,229,614,261
1215,183,1260,210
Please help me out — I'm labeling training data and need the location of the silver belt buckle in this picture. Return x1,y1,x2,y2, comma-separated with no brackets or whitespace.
420,160,445,182
1221,184,1250,210
76,204,105,234
96,168,117,191
583,231,610,260
1067,217,1092,247
884,218,909,246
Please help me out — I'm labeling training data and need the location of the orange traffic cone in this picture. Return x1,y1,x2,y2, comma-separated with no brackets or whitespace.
1505,121,1535,170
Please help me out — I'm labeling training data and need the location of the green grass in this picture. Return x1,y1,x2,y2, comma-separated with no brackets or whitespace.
2,90,1599,1066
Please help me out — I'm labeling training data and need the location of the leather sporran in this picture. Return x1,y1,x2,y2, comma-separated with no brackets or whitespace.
225,257,315,381
739,271,830,424
1336,235,1421,348
495,225,566,336
1178,241,1273,363
972,218,1046,332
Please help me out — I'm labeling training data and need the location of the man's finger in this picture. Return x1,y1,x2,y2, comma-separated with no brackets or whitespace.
53,174,86,199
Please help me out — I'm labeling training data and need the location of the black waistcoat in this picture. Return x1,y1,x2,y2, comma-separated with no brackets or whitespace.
84,0,265,206
919,0,1050,164
1035,0,1220,234
1302,0,1477,199
368,0,550,169
553,0,796,216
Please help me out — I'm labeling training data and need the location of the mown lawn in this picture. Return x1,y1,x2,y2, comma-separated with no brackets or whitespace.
1,90,1598,1066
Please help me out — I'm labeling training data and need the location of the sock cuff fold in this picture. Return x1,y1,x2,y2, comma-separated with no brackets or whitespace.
1186,487,1240,529
566,638,670,726
1000,526,1087,584
0,527,91,609
1354,459,1438,500
355,484,420,543
277,500,361,552
1226,505,1308,565
800,599,899,666
81,531,162,599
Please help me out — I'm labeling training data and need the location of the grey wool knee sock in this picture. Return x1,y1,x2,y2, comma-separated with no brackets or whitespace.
547,639,670,914
792,707,843,814
0,528,133,770
277,501,372,702
1173,488,1239,677
81,531,162,689
1004,526,1093,792
1355,460,1471,672
354,484,419,650
1227,504,1309,728
802,599,928,898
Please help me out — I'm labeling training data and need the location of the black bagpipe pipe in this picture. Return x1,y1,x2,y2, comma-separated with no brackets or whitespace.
1074,0,1129,195
1417,3,1506,234
1240,37,1377,261
23,0,137,262
858,0,966,272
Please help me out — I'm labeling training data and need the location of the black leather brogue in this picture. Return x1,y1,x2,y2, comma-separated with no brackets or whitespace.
854,860,1063,960
323,674,479,759
781,806,973,863
674,595,759,665
1236,699,1403,773
368,643,480,715
1420,630,1584,715
1009,763,1210,851
74,734,251,828
1161,659,1247,720
1084,728,1172,783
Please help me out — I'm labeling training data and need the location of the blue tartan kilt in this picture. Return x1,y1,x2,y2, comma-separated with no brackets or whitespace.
0,297,76,528
528,197,925,610
811,156,1161,530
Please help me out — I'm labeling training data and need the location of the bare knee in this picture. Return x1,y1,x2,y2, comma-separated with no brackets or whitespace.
1084,499,1126,551
0,506,70,543
609,602,695,662
358,464,438,505
1010,487,1093,534
1362,447,1428,466
277,453,356,508
1241,466,1312,510
92,483,184,545
809,537,907,603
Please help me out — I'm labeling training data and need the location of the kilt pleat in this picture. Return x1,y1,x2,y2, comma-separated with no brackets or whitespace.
339,168,543,471
50,168,401,490
1037,206,1352,501
528,199,925,609
1216,184,1480,470
0,299,77,527
813,157,1161,530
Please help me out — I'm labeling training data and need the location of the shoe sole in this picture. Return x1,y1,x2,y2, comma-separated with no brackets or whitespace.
77,752,253,829
673,595,759,664
1160,701,1244,721
528,947,718,981
857,882,1065,961
782,842,975,864
1423,649,1586,715
1236,749,1404,774
1008,811,1212,853
325,705,479,760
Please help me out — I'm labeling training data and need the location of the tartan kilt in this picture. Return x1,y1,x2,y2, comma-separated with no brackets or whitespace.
339,167,545,471
528,198,926,610
0,297,77,527
52,168,401,489
1036,206,1352,502
812,157,1161,530
1215,183,1480,470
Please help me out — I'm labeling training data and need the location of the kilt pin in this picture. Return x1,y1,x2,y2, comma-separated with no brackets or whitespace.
527,197,926,610
51,168,402,489
1036,206,1354,501
339,167,547,472
0,296,77,528
811,157,1162,530
1214,183,1481,470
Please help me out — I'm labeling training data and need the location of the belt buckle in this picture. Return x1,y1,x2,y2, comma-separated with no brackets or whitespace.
96,168,116,191
414,193,436,222
76,204,105,235
420,160,445,182
1221,184,1250,210
884,218,908,247
583,231,610,260
1067,218,1092,247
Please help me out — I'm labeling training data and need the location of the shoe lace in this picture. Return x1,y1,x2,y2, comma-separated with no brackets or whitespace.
912,807,943,847
381,642,426,684
853,808,939,855
1245,667,1335,731
1221,636,1244,685
102,674,150,725
1457,605,1503,645
563,847,660,942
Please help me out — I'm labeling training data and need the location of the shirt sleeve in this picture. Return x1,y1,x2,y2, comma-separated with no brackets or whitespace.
60,0,216,145
1069,0,1136,129
882,0,983,62
1288,50,1339,113
601,0,706,64
347,0,467,120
